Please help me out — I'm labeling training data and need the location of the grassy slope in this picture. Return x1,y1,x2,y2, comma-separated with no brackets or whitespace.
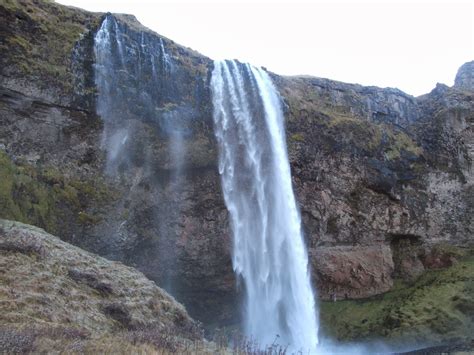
0,219,217,353
320,252,474,348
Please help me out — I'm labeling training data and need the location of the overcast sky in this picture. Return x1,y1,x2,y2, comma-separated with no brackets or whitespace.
57,0,473,96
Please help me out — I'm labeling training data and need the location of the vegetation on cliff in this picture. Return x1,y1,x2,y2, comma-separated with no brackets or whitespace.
0,0,101,97
278,75,424,163
320,248,474,347
0,150,115,236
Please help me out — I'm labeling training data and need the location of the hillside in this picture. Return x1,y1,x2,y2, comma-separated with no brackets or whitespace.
0,219,208,353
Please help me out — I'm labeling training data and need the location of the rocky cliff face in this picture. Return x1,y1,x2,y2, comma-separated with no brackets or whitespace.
0,0,472,345
1,0,233,327
455,61,474,91
274,73,473,300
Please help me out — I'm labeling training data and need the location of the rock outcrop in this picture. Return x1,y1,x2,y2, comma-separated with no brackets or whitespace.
312,245,394,300
0,0,472,345
455,61,474,91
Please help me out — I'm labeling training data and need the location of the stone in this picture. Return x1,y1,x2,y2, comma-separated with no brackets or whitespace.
454,61,474,91
311,245,394,300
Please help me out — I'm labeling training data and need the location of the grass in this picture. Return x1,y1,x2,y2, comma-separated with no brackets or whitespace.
383,128,423,161
325,113,384,152
319,252,474,347
1,219,212,353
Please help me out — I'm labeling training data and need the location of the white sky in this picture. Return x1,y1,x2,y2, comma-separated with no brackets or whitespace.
57,0,474,96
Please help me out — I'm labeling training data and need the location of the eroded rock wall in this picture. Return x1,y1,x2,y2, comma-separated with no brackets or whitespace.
274,73,473,300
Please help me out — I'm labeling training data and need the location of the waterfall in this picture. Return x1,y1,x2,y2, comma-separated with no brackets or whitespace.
93,15,186,294
211,60,319,351
159,38,172,72
94,14,178,173
94,15,130,172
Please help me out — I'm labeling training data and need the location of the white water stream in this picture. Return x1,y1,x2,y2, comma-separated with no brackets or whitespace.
211,60,319,352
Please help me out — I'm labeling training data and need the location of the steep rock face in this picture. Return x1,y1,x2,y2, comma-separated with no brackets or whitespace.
0,0,473,339
0,0,235,327
274,70,473,300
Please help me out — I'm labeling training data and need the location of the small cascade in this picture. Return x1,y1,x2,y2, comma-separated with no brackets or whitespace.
93,14,188,294
211,60,319,351
94,14,181,173
159,38,173,73
94,15,128,171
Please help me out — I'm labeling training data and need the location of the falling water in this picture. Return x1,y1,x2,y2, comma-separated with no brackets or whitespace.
94,14,178,173
159,38,172,72
94,15,129,172
211,60,319,351
93,15,187,294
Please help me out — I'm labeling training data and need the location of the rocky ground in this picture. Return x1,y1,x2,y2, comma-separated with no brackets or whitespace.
0,0,473,349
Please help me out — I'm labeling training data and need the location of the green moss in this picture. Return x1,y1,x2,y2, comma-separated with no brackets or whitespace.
290,133,305,142
77,211,102,225
6,35,32,51
430,243,468,259
0,150,23,221
319,255,474,346
0,151,59,232
1,0,100,94
0,151,115,234
324,114,383,153
384,129,423,161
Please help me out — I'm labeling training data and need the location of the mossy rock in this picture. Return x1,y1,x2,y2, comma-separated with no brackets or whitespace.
319,254,474,347
290,133,305,142
0,0,101,96
0,150,115,235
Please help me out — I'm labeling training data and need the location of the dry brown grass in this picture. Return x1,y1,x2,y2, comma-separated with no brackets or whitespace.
0,219,209,353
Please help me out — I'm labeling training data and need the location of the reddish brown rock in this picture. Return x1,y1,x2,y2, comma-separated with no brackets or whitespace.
422,247,459,269
311,245,394,300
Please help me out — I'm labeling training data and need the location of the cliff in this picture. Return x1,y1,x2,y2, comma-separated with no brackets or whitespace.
275,72,473,299
0,0,472,347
